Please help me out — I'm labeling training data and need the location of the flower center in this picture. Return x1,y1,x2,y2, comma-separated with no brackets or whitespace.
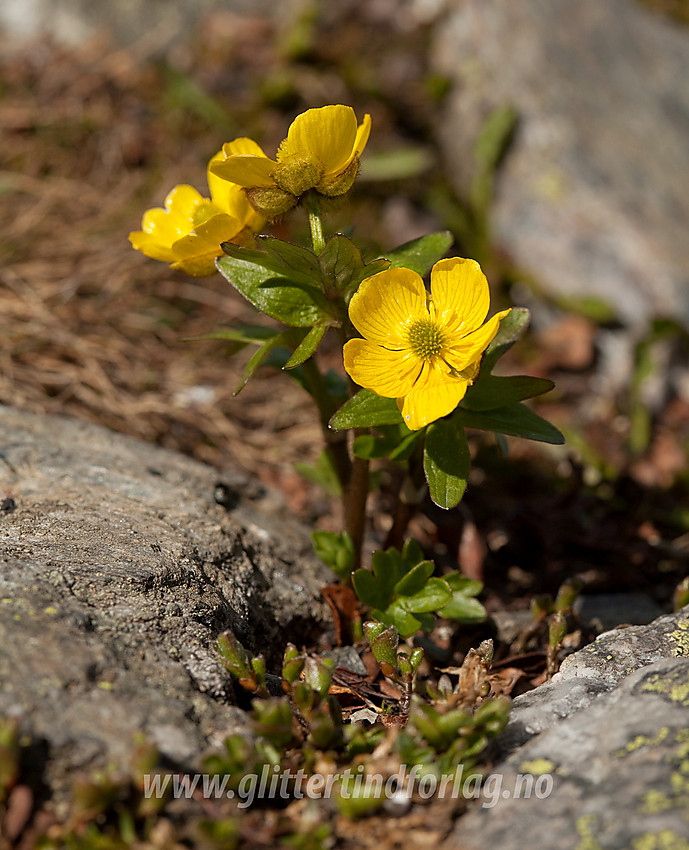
407,319,445,360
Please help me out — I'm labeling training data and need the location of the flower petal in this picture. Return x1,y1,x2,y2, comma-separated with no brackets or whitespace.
280,105,358,177
129,185,205,261
348,268,428,348
129,225,175,262
398,359,470,431
344,339,422,398
210,152,276,189
353,113,372,158
430,257,490,337
208,153,264,231
443,308,511,373
169,212,244,276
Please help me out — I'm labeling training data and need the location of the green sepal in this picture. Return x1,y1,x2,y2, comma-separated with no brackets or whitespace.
318,233,390,294
462,374,555,411
221,237,321,287
454,403,565,445
381,231,454,277
284,322,328,368
295,449,343,497
256,235,323,284
216,253,332,327
423,418,471,509
329,389,403,430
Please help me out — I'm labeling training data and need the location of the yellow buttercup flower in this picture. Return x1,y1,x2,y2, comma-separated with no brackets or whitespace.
343,258,511,430
129,139,265,276
209,105,371,217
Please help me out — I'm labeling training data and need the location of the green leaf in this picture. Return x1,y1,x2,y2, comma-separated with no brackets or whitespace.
381,231,454,277
216,254,330,327
399,577,453,613
234,329,304,394
482,307,530,372
462,374,555,411
318,234,389,294
394,560,435,597
400,539,425,574
388,430,422,462
423,418,471,509
295,449,343,497
185,324,280,345
471,105,518,214
555,294,617,323
358,146,434,181
353,569,387,610
284,322,328,368
376,604,423,640
443,572,483,596
311,530,354,578
329,389,403,430
438,593,487,623
352,424,416,460
454,402,565,444
352,434,391,460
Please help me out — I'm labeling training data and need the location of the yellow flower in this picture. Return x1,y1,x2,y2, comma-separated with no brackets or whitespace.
129,139,265,276
209,105,371,217
343,258,511,430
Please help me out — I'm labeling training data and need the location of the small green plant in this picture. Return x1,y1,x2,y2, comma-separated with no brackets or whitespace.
353,539,486,638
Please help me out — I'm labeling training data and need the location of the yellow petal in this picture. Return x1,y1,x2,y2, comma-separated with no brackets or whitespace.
129,184,205,261
343,339,422,398
443,309,511,373
170,213,243,276
129,228,175,262
210,152,276,189
280,105,358,178
398,359,470,430
207,155,258,224
207,140,271,208
430,257,490,337
353,113,371,158
348,268,428,348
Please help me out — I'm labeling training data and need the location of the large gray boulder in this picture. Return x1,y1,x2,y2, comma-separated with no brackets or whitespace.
450,608,689,848
432,0,689,330
0,405,328,799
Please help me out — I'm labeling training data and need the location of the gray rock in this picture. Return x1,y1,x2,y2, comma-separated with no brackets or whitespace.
0,405,329,798
0,0,288,50
450,657,689,850
448,606,689,848
432,0,689,331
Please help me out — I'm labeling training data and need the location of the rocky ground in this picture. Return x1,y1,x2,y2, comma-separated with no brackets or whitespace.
2,0,689,847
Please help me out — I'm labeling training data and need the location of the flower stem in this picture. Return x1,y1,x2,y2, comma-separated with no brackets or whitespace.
344,443,369,572
305,191,325,255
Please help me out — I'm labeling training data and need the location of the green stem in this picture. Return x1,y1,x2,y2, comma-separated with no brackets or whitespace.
305,191,325,255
